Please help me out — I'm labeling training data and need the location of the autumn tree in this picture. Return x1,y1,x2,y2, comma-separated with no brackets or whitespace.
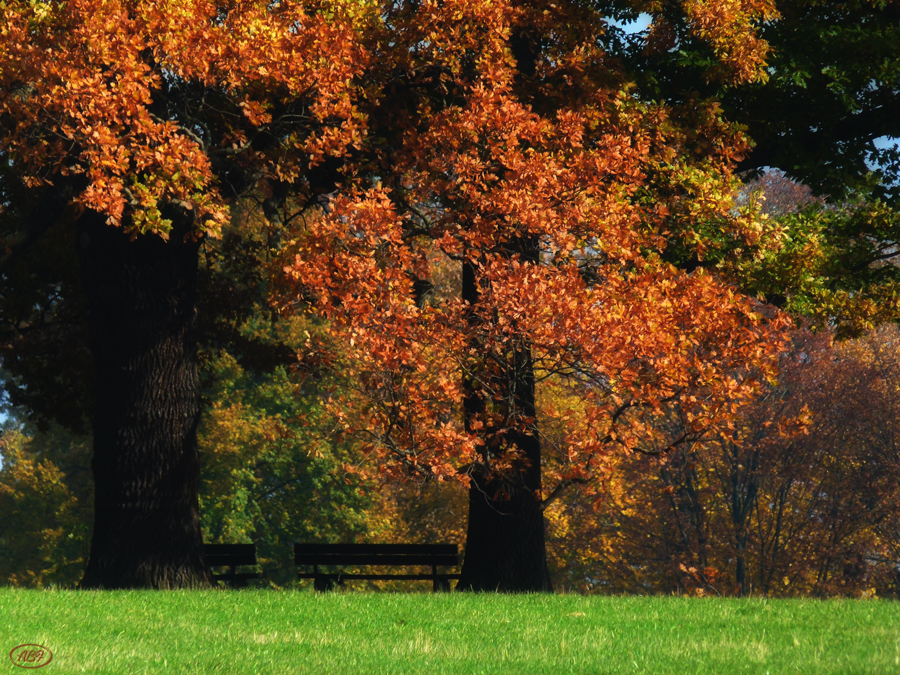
0,0,369,588
281,0,788,591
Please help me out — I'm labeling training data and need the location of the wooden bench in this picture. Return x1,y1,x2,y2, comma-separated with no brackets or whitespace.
295,543,460,592
204,543,263,588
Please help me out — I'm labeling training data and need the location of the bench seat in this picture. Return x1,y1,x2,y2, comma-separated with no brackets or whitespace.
204,543,263,588
295,543,461,592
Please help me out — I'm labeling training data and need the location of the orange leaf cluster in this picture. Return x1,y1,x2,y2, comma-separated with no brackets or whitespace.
0,0,368,236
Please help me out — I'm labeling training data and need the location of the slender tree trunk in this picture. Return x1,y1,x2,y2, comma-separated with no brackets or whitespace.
456,248,553,592
735,530,748,596
728,443,759,597
77,211,211,589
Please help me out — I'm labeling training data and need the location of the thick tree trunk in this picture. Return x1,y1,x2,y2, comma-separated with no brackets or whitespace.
456,255,553,592
456,441,552,592
77,212,211,589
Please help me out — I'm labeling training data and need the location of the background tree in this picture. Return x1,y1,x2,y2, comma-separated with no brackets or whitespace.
0,422,93,587
735,199,900,337
548,327,900,597
602,0,900,202
197,316,378,587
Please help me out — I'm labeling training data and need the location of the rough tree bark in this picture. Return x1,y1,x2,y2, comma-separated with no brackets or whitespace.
77,211,211,589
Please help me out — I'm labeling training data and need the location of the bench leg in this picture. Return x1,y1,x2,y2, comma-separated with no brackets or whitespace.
314,574,343,591
432,566,452,592
313,566,342,592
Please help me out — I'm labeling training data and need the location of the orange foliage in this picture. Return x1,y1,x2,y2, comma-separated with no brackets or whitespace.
679,0,778,83
279,0,788,504
0,0,368,237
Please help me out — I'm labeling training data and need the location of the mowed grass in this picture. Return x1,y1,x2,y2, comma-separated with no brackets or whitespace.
1,590,898,674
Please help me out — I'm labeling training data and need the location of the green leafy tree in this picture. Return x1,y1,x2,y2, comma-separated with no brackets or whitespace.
603,0,900,201
0,423,93,587
736,199,900,337
198,334,376,586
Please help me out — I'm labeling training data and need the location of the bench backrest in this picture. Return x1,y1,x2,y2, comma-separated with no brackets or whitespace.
294,543,458,567
204,543,257,567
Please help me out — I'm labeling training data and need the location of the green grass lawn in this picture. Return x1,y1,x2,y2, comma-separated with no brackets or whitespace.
1,590,898,674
